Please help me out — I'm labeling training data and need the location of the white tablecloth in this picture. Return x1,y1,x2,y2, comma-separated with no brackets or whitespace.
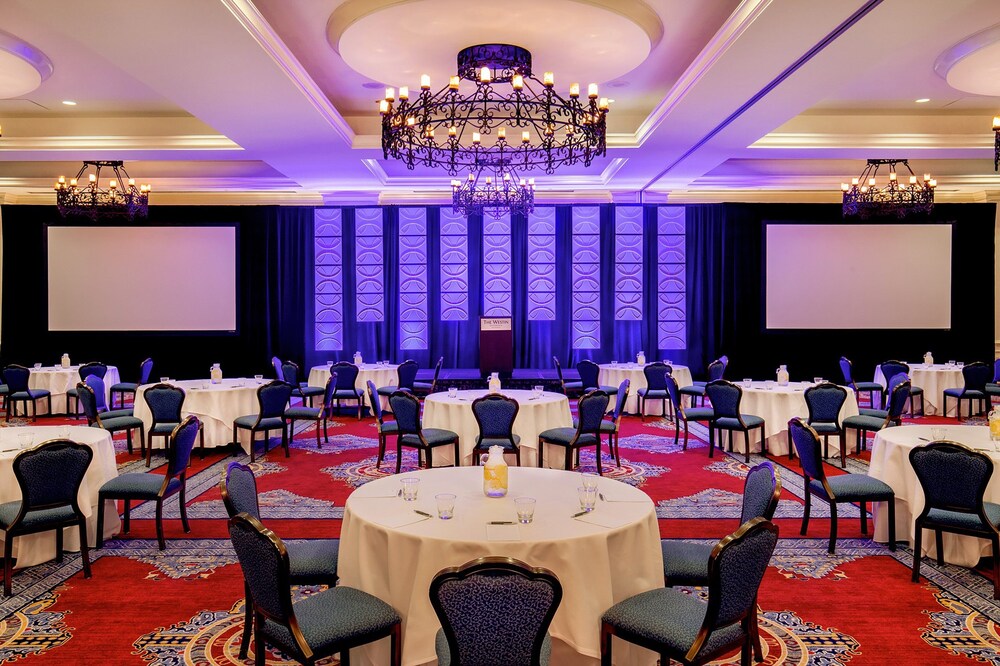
873,363,967,416
869,424,996,566
132,378,269,454
422,390,573,467
25,365,121,415
0,426,120,568
339,466,661,666
720,381,859,456
309,363,399,412
598,363,693,415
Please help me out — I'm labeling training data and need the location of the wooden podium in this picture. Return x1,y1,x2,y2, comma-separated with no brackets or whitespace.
479,317,513,378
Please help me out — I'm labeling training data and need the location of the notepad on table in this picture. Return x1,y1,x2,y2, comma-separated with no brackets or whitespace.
379,512,430,528
599,487,647,503
575,511,637,529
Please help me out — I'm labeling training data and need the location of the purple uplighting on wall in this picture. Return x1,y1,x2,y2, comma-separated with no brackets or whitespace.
483,214,512,317
527,207,556,321
439,208,469,321
571,206,601,349
657,207,686,349
314,208,343,350
398,208,428,349
355,207,384,322
614,206,643,321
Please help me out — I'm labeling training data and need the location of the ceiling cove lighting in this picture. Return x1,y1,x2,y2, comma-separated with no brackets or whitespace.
55,160,150,220
451,162,535,218
841,159,935,218
993,116,1000,171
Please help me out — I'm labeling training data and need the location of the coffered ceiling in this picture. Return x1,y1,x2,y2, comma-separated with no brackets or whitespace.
1,0,999,206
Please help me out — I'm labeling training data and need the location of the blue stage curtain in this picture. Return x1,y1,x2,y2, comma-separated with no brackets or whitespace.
263,206,313,370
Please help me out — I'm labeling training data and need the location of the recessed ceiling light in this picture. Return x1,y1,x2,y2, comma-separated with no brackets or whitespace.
915,98,930,103
61,100,77,105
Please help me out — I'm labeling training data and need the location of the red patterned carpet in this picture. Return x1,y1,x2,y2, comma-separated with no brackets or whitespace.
2,408,1000,664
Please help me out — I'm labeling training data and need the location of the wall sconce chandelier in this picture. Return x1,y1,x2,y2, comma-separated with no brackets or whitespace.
55,160,150,219
451,162,535,218
841,159,935,218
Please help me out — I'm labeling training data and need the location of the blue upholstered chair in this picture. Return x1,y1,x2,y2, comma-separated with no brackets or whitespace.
879,360,923,415
110,357,153,409
801,382,848,467
77,380,145,457
97,416,199,550
144,383,205,467
280,360,324,408
909,441,1000,599
839,356,883,410
271,356,283,380
66,362,107,418
573,379,631,465
577,360,616,396
330,361,365,420
705,380,765,464
377,359,419,401
221,462,340,660
858,370,909,420
789,418,895,554
227,513,401,666
3,364,51,422
538,390,610,474
0,383,7,416
679,357,727,408
367,380,398,470
283,373,336,450
390,390,460,473
1,439,93,596
637,362,672,421
600,517,779,666
430,557,562,666
84,375,134,419
943,361,992,420
553,356,583,396
666,374,716,455
233,380,292,463
842,377,910,455
472,393,521,466
986,358,1000,399
413,356,444,396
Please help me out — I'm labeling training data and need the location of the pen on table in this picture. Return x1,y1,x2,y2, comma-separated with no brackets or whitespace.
571,510,589,518
413,509,433,518
489,520,515,525
918,437,929,441
599,493,606,502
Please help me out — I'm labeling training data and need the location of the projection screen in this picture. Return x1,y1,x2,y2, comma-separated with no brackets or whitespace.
47,226,237,331
765,223,952,329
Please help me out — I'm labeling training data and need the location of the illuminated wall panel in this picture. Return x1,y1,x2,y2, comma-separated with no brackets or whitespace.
314,208,343,350
398,208,428,349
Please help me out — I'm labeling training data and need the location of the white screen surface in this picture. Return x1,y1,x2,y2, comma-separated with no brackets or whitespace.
765,224,951,329
48,226,237,331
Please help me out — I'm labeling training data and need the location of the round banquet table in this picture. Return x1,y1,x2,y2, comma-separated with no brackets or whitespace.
132,378,269,454
309,363,399,412
0,426,120,568
719,381,859,457
339,466,662,666
869,424,996,566
873,363,967,416
421,389,572,467
598,363,693,415
25,365,120,416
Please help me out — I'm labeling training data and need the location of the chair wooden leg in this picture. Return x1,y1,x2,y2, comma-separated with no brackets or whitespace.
55,525,64,562
801,489,811,536
600,622,613,666
452,441,459,468
912,522,924,582
828,502,838,554
376,433,385,469
240,582,253,659
3,536,13,596
155,499,166,550
395,437,403,474
123,500,131,534
887,496,896,552
77,517,91,579
859,501,867,535
254,611,266,666
96,496,106,548
596,439,603,476
935,530,945,566
751,598,764,662
993,536,1000,600
389,621,402,666
179,483,190,534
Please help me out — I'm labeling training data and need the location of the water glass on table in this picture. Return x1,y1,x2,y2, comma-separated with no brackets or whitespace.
532,385,544,398
448,387,458,398
581,472,599,491
400,477,420,501
435,493,456,519
742,378,752,388
577,486,597,512
515,497,536,524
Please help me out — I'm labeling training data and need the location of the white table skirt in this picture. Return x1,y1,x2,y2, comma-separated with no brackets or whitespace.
598,363,693,415
869,424,996,566
309,363,399,412
339,466,661,666
0,426,120,568
873,363,968,416
25,365,120,415
718,381,859,456
422,389,573,467
132,378,270,454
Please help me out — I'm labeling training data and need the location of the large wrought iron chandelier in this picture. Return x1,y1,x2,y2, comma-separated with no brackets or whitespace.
55,160,150,220
451,161,535,218
841,159,935,218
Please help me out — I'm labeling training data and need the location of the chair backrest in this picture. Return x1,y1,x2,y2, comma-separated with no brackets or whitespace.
430,357,444,391
221,461,261,520
76,381,100,424
885,371,908,399
271,356,283,380
367,379,385,424
994,358,1000,383
910,441,994,517
740,462,782,525
804,383,847,424
85,374,111,413
332,361,360,389
577,360,600,389
576,390,610,434
838,356,855,385
610,379,630,421
228,513,296,627
885,379,912,420
280,360,301,385
665,374,684,417
13,440,93,514
166,416,200,478
257,381,292,419
705,380,742,419
788,418,826,482
698,518,779,650
642,362,670,391
321,373,337,415
3,364,30,392
707,358,726,381
144,383,185,423
880,360,909,385
78,362,108,382
389,390,421,435
962,361,992,393
430,557,562,666
397,359,419,390
138,357,154,385
472,394,519,441
552,356,566,390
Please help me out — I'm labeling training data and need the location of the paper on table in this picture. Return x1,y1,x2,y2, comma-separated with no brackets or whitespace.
379,512,431,529
599,486,648,503
575,511,637,529
486,524,521,541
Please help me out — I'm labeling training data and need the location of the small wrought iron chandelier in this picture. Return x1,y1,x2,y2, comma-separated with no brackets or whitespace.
992,116,999,171
841,159,935,218
54,160,150,219
451,161,535,218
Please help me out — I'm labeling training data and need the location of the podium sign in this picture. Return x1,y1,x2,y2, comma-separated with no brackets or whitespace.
479,317,513,377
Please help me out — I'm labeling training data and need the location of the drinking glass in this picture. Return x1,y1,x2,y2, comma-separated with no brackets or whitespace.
435,493,456,519
610,360,618,366
764,380,774,391
577,486,598,512
931,427,946,441
17,433,33,450
742,378,752,388
515,497,536,524
533,385,544,397
401,477,420,501
448,387,458,398
160,377,170,383
814,377,823,384
957,362,965,369
33,363,42,369
326,360,334,368
947,360,956,367
254,374,263,381
581,472,599,491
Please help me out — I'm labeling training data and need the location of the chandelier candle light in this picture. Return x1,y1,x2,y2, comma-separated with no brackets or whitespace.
993,115,999,171
841,159,935,218
55,160,150,220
